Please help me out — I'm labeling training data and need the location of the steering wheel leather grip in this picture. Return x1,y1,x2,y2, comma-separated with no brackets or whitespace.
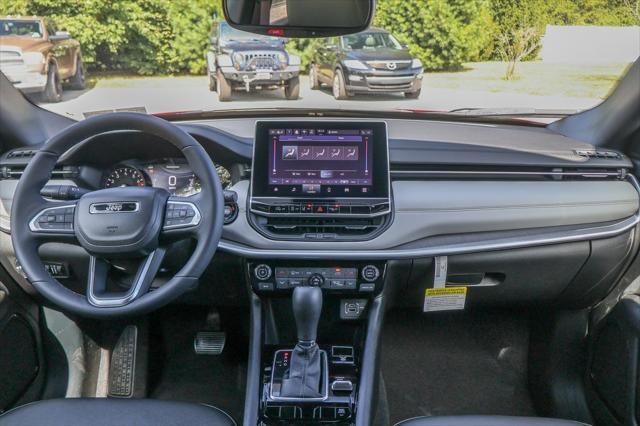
10,112,225,318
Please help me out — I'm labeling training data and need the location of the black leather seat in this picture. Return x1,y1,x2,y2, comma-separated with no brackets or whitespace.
395,415,590,426
0,398,236,426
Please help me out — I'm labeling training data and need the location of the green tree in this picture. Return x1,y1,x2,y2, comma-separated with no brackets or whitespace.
0,0,223,75
374,0,494,71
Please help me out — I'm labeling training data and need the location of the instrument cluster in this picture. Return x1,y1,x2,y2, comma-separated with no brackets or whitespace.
102,159,231,196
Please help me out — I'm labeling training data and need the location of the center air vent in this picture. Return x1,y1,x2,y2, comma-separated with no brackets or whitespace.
249,210,392,241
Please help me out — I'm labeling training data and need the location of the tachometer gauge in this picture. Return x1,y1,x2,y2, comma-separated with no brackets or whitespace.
104,166,148,188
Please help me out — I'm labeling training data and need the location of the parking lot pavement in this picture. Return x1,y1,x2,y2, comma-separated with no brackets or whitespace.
41,75,601,120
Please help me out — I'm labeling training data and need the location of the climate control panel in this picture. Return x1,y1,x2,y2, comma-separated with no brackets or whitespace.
249,262,384,295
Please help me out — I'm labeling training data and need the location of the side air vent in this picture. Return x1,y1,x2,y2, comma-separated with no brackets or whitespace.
6,150,37,159
0,165,80,180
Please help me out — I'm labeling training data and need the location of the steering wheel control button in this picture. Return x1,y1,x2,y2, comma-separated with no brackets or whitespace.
276,278,290,289
30,205,76,233
361,265,380,282
258,282,274,291
254,264,273,280
308,274,325,287
163,201,201,229
359,283,376,292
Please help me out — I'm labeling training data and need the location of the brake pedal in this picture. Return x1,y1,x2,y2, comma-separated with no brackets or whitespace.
194,331,226,355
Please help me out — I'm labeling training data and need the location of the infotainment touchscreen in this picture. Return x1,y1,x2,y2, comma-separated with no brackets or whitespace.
252,121,389,199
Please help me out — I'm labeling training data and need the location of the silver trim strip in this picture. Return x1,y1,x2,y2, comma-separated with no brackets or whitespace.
218,214,638,260
391,169,623,178
163,201,202,230
268,349,329,402
28,204,76,234
219,175,640,260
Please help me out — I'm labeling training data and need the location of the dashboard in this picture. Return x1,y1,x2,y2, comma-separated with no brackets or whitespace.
0,115,638,311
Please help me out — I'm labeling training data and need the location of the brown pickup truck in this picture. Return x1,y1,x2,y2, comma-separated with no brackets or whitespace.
0,16,85,102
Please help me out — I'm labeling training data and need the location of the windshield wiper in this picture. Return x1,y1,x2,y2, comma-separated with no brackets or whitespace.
447,107,579,117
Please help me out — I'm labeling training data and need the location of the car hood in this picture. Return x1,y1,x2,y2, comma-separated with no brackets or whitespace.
0,36,50,53
345,48,413,61
221,40,284,52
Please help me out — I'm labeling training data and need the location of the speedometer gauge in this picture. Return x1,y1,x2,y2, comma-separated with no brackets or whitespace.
104,167,148,188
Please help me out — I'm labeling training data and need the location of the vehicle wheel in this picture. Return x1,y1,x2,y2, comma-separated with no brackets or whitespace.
332,69,349,100
309,64,320,90
208,72,217,92
405,89,421,99
68,57,86,90
284,76,300,100
217,70,232,102
42,64,63,103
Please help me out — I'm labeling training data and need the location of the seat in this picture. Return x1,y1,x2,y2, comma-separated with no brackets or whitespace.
0,398,236,426
395,415,590,426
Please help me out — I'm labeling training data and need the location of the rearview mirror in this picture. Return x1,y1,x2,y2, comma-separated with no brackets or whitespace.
223,0,375,38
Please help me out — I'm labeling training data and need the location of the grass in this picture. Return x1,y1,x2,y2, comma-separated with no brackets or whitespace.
422,61,632,100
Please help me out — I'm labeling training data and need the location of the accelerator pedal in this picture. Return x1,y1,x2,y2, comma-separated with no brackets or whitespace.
108,325,137,397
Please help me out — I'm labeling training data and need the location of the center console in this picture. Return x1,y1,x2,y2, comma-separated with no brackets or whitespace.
248,121,392,241
245,121,392,425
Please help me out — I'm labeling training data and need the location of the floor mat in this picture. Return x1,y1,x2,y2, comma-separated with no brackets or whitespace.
380,308,536,424
148,307,248,424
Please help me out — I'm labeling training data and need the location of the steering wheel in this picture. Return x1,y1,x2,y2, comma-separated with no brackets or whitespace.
10,112,224,318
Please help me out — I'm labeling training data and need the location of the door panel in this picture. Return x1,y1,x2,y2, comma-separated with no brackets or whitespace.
0,267,45,412
587,295,640,426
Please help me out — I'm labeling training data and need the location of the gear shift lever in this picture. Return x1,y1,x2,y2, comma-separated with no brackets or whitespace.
279,286,324,398
292,286,322,345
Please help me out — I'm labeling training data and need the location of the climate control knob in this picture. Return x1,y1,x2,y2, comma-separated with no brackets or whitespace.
361,265,380,282
308,273,325,287
254,264,272,280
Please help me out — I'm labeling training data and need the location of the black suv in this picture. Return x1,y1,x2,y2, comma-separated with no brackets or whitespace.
310,28,423,99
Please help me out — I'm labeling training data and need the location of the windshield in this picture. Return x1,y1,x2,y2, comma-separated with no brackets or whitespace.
342,32,402,50
0,2,637,121
0,19,43,38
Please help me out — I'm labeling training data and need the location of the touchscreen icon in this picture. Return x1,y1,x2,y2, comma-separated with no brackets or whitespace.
345,147,358,160
330,147,343,159
313,147,327,160
298,147,312,159
282,146,298,160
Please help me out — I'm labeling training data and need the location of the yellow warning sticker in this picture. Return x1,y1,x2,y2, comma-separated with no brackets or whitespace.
423,286,467,312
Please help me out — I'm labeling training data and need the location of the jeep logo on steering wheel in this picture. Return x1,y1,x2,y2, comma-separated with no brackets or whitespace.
89,202,139,214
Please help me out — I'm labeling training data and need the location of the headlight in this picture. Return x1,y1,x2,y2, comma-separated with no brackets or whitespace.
23,52,45,72
343,60,368,70
411,58,423,69
277,52,287,64
232,52,245,70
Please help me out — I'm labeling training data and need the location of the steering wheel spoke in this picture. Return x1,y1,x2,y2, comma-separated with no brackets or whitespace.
161,196,203,238
27,201,78,243
86,248,167,308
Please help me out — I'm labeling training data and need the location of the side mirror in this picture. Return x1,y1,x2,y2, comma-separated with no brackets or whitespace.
210,36,218,45
223,0,375,38
50,31,71,41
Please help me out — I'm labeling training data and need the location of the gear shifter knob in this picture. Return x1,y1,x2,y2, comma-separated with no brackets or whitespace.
292,286,322,344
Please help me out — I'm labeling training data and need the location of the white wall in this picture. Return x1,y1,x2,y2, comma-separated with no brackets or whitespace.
540,25,640,63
